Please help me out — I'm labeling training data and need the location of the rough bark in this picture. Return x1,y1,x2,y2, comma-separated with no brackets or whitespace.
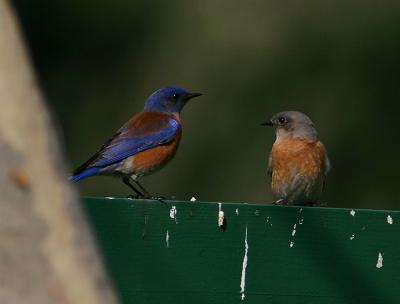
0,1,118,303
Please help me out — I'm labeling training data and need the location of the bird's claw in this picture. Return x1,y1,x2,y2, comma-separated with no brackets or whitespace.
127,192,168,202
149,195,166,201
127,194,145,199
273,199,285,205
135,194,166,201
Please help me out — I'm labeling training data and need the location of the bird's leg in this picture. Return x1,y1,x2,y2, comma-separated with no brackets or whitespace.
133,180,151,198
122,176,144,198
134,180,165,201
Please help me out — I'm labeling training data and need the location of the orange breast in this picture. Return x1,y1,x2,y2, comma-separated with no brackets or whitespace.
131,130,182,177
270,137,328,202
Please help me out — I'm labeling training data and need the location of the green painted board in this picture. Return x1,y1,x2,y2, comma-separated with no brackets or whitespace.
82,197,400,304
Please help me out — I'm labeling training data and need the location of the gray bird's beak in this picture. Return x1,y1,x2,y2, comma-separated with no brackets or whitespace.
261,120,273,126
186,92,202,99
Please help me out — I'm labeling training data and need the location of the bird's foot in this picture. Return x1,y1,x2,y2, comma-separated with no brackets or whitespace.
149,195,166,201
272,199,285,205
127,194,146,199
127,193,169,202
133,193,166,201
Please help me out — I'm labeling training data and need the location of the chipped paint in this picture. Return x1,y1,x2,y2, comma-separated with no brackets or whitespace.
387,215,393,225
299,218,304,225
350,210,356,217
349,234,355,240
289,221,298,248
266,216,272,227
376,252,383,269
166,230,170,248
169,206,177,221
190,196,197,202
240,226,249,301
218,211,225,227
291,224,297,237
218,203,225,227
236,208,239,216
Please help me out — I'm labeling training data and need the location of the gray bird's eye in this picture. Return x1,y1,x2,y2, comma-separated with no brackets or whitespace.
278,117,287,125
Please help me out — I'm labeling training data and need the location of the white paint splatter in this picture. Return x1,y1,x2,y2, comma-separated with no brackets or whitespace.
190,196,197,202
218,203,225,227
166,230,170,248
349,234,355,240
236,208,239,216
376,252,383,269
291,224,297,236
299,218,304,225
218,211,225,227
289,221,299,248
105,197,115,199
169,206,177,219
350,210,356,217
387,215,393,225
240,226,248,301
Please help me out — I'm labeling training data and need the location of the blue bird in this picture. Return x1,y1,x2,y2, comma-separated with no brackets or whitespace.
69,87,201,197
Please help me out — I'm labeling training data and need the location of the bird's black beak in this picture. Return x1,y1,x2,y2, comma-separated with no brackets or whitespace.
186,92,202,100
261,120,273,127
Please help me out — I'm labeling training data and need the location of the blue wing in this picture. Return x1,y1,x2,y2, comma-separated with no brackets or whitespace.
69,115,180,182
93,118,179,167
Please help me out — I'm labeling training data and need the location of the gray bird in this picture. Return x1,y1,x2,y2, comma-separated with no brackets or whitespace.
261,111,330,206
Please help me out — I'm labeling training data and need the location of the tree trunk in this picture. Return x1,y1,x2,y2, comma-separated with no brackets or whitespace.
0,1,118,303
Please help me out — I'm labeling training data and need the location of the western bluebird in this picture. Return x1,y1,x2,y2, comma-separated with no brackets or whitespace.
69,87,202,198
261,111,330,206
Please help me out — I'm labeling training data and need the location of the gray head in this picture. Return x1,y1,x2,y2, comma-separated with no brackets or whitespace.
261,111,318,141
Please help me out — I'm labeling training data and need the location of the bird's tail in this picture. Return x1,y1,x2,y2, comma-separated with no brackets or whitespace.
68,167,100,183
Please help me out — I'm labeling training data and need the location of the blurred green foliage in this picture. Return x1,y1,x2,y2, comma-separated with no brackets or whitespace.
13,0,400,209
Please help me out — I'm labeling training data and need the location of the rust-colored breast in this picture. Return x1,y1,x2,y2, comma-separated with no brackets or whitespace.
131,129,182,177
269,137,328,203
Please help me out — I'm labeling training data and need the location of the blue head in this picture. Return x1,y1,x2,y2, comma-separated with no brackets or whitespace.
144,87,202,114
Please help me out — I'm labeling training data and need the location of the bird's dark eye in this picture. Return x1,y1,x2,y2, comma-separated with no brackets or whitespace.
172,93,180,100
278,117,287,125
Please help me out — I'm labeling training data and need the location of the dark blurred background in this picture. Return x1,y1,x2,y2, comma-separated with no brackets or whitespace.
12,0,400,209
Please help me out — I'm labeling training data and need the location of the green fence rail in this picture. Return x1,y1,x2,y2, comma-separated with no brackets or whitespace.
82,197,400,304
